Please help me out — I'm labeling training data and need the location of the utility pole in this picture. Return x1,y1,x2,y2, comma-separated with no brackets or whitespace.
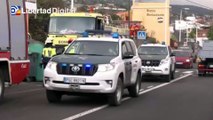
71,0,74,12
128,0,131,36
179,8,190,43
179,9,183,43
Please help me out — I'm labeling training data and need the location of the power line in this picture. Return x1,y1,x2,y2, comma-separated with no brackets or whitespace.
184,0,213,10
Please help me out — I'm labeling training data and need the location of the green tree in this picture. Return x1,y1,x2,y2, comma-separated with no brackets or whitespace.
111,14,121,20
189,29,196,39
208,25,213,40
29,0,66,42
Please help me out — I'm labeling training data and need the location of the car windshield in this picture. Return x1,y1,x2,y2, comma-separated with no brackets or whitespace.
138,46,168,55
174,51,190,57
65,41,119,56
49,17,95,34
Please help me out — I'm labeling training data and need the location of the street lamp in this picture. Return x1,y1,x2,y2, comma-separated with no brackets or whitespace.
179,8,190,43
128,0,132,33
71,0,74,11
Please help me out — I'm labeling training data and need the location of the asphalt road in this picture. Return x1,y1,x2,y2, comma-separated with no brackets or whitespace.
1,68,213,120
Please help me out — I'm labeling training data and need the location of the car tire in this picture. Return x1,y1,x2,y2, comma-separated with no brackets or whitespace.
165,69,171,82
165,74,171,82
171,68,175,80
46,90,62,103
108,77,123,106
198,71,204,76
128,72,141,97
0,69,5,102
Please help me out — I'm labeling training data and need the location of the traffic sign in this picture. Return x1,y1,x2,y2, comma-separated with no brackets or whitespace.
137,31,146,40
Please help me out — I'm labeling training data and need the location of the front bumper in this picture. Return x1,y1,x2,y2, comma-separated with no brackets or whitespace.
175,61,191,68
198,68,213,73
44,68,118,94
141,65,170,76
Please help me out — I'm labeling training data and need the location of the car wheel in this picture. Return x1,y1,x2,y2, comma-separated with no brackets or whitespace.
108,77,123,106
198,73,203,76
171,68,175,80
128,72,141,97
165,69,171,82
0,70,5,102
198,71,204,77
46,90,62,103
165,74,171,82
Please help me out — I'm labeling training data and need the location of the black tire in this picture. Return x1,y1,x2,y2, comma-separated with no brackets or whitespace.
171,68,175,80
198,71,206,76
198,73,203,76
165,74,171,82
108,77,123,106
46,90,62,103
0,69,5,102
128,73,141,97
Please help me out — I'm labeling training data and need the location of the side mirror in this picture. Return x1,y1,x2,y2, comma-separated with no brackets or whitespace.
170,53,175,57
56,48,65,55
123,52,134,59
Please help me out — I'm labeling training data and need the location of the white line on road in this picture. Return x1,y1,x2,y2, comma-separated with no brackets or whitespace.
140,89,144,92
147,86,153,89
182,71,194,74
175,70,179,73
62,73,192,120
139,73,192,95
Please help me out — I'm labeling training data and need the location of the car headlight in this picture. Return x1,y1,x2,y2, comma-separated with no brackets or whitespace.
97,63,115,72
46,61,57,71
160,58,170,65
186,59,190,62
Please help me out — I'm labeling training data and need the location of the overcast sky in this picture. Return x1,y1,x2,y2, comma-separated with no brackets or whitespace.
171,0,213,9
135,0,213,9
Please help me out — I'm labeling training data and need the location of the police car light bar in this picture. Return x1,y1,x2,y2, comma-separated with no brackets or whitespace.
112,32,119,39
85,30,112,35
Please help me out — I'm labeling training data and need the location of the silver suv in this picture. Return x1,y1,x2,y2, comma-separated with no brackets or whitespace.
138,44,176,82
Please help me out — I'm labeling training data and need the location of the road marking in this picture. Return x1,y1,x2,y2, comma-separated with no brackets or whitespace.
63,105,108,120
182,71,194,74
62,73,192,120
139,73,192,95
175,70,179,73
140,89,144,92
147,86,153,89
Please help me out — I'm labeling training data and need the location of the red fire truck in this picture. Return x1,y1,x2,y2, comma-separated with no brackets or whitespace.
0,0,30,102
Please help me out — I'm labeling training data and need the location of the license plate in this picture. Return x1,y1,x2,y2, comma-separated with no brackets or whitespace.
176,62,183,65
209,65,213,68
70,84,80,89
64,77,86,84
145,68,153,72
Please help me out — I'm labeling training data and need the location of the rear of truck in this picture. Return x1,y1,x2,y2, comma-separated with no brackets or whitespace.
197,41,213,76
0,0,29,102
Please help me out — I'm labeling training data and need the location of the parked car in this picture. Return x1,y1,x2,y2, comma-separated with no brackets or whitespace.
138,44,176,82
173,50,193,69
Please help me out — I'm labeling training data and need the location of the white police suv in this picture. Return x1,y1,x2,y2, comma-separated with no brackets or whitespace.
138,44,176,82
44,33,142,106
